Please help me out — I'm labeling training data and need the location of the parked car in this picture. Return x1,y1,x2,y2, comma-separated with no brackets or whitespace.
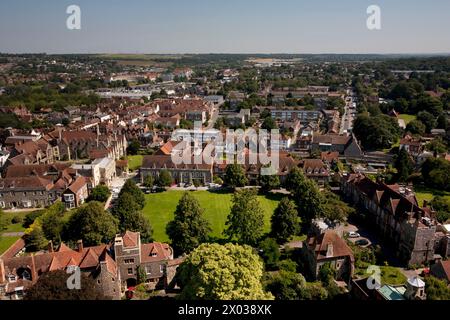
355,239,369,246
348,231,360,238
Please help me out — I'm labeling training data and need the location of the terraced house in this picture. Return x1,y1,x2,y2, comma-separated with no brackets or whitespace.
140,154,214,186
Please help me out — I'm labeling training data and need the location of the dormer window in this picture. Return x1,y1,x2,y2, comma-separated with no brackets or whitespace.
21,270,31,281
7,274,17,283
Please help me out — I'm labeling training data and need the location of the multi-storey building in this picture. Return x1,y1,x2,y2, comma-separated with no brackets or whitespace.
341,173,437,266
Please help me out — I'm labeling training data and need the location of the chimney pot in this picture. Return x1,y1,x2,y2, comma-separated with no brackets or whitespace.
77,240,83,253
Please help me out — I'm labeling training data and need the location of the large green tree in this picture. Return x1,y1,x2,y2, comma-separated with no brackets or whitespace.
64,201,119,246
157,170,173,187
178,243,273,300
112,193,153,243
424,276,450,300
353,114,401,150
224,188,264,245
421,158,450,191
417,111,437,133
119,179,145,209
285,167,325,224
24,270,107,300
87,185,111,203
258,174,280,193
430,196,450,223
395,148,414,182
271,197,300,244
223,164,248,189
166,192,211,254
264,270,328,300
405,120,426,135
40,202,66,245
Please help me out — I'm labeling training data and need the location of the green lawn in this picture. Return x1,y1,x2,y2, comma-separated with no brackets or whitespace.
0,211,29,233
0,236,21,255
143,190,281,242
414,185,450,207
398,114,417,125
127,155,144,171
0,211,32,254
355,263,407,286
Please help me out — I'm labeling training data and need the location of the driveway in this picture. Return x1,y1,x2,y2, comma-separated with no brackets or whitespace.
336,222,375,248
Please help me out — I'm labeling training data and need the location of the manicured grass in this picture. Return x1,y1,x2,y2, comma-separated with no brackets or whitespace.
398,114,417,125
380,266,407,286
0,211,29,233
143,190,281,242
414,185,450,207
0,236,21,255
355,263,407,286
127,155,143,171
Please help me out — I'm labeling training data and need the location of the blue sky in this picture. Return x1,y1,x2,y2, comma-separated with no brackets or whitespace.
0,0,449,54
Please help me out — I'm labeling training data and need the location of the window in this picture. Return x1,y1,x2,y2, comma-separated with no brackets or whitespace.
21,270,31,281
7,275,17,282
146,266,152,275
127,268,133,275
124,259,134,264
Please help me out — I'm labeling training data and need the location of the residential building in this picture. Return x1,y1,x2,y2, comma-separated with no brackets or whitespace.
140,155,214,185
302,230,354,283
0,239,121,300
113,231,182,291
311,133,363,159
62,176,88,209
341,173,437,266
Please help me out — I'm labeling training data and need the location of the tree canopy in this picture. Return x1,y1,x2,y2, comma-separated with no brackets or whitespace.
166,192,211,254
271,197,300,244
24,270,107,300
224,188,265,246
223,164,248,189
87,185,111,203
178,243,273,300
64,201,119,246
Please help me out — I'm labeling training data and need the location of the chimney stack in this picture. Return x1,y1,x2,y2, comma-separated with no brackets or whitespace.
77,240,83,253
48,240,54,253
0,258,5,283
326,244,334,258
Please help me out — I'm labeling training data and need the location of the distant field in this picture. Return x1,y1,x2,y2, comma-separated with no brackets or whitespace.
98,54,181,67
143,190,281,242
398,114,417,125
127,155,144,171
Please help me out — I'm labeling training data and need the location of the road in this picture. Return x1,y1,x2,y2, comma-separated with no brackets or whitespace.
205,103,220,130
339,88,356,135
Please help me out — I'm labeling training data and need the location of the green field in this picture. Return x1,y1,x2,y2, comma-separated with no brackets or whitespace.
398,114,417,125
127,155,144,171
0,211,31,255
143,190,281,242
414,185,450,207
0,236,21,255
